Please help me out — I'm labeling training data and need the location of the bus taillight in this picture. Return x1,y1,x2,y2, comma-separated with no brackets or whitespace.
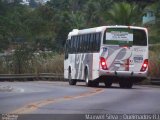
140,59,148,72
100,57,108,70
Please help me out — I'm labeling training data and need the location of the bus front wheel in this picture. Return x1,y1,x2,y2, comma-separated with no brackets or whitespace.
68,70,76,85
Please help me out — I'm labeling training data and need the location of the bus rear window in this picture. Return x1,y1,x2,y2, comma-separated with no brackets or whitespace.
104,28,147,46
133,29,147,46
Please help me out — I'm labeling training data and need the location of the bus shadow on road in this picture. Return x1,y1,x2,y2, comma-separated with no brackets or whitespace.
76,84,138,89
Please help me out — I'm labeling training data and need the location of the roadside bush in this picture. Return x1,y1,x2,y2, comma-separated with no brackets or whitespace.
32,52,64,74
0,46,160,78
12,46,33,74
149,45,160,78
0,50,64,74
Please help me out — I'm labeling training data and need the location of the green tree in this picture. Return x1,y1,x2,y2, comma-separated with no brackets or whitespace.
84,1,102,27
0,1,10,51
25,5,55,51
69,12,85,29
107,2,141,25
46,0,87,50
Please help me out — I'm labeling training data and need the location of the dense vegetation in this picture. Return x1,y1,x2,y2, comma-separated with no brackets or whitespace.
0,0,160,77
0,0,160,52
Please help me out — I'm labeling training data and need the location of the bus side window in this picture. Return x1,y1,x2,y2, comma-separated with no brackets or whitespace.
82,35,85,53
75,36,77,53
86,34,89,52
71,37,74,54
68,39,71,53
79,35,82,52
88,34,91,52
73,36,77,53
96,33,101,51
93,33,96,52
77,35,79,53
64,40,69,59
81,35,83,53
90,34,93,52
91,33,96,52
72,37,74,53
84,34,88,53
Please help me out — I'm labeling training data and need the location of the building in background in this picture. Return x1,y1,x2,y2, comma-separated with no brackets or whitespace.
142,9,156,25
142,1,160,25
20,0,30,5
35,0,50,4
2,0,50,5
20,0,50,5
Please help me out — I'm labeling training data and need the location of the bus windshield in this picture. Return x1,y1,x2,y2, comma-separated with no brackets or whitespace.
103,28,147,46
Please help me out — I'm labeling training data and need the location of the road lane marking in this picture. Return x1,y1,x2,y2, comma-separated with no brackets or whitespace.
11,88,104,114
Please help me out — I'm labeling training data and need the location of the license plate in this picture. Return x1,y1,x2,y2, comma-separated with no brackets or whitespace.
134,56,143,63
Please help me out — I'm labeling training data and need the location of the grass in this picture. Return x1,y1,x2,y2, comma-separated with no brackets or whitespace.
32,53,64,74
0,52,64,74
149,47,160,78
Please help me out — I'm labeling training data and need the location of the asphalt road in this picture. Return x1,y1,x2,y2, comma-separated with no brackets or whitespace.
0,81,160,120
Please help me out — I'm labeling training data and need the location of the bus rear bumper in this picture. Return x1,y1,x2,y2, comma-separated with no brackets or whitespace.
99,70,147,82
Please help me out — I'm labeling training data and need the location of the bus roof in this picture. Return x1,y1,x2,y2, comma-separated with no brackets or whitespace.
68,25,147,39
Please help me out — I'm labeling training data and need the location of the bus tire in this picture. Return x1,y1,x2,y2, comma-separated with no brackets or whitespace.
119,79,133,89
92,81,99,87
85,68,92,87
125,81,133,89
68,68,76,85
119,81,126,88
104,81,112,88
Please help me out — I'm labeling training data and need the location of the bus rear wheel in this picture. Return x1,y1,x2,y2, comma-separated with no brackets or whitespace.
119,79,133,89
85,69,92,87
126,81,133,88
104,81,112,88
92,81,99,87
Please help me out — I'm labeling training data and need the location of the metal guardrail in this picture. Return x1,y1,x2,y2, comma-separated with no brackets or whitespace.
0,73,64,81
149,44,160,47
150,77,160,85
0,74,159,85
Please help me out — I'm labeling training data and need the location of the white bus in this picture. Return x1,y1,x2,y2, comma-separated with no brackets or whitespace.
64,26,148,88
